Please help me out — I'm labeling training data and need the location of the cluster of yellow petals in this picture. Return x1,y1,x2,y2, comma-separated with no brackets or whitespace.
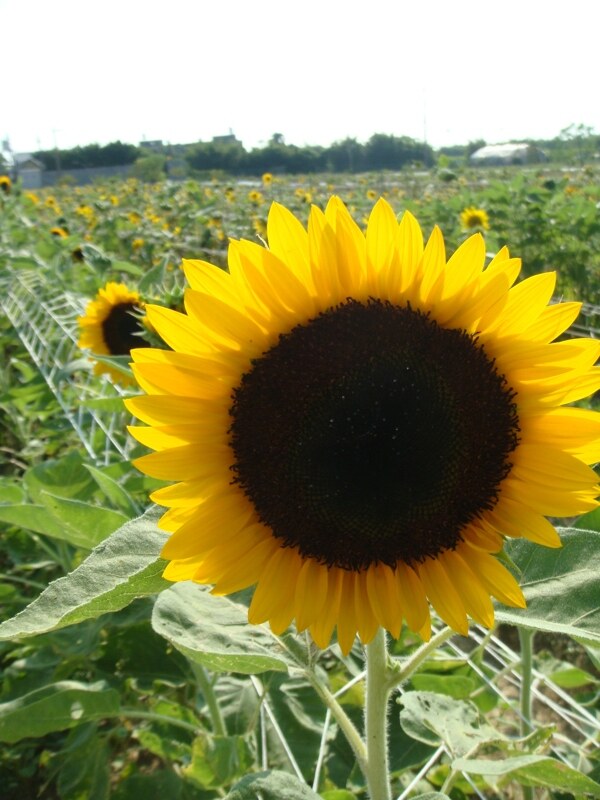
127,198,600,653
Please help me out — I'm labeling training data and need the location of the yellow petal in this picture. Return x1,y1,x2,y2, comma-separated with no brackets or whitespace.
294,557,329,631
460,544,526,608
395,562,429,633
441,549,495,628
417,557,469,636
309,568,343,650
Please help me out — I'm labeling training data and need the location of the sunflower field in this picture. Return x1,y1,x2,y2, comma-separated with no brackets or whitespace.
1,166,600,800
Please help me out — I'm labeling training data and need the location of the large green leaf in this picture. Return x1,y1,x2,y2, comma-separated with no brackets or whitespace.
0,681,120,743
39,492,130,548
498,528,600,645
225,770,322,800
0,506,169,640
152,583,291,674
454,754,600,797
399,691,501,757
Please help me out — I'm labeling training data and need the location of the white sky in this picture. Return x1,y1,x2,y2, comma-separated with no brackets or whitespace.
3,0,599,155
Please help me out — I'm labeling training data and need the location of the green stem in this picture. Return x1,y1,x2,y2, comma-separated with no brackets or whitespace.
191,662,227,736
386,625,454,691
364,628,392,800
518,627,535,800
304,663,368,777
1,574,48,591
518,627,535,735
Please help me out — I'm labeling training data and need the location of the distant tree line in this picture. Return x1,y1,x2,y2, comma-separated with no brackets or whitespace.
34,141,139,170
184,134,435,174
31,127,599,177
33,134,435,176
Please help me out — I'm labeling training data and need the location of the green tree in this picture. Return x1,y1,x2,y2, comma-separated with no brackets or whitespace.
131,154,167,182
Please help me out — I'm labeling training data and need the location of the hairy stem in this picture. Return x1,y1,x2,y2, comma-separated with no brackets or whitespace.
386,625,454,691
364,628,392,800
304,663,369,776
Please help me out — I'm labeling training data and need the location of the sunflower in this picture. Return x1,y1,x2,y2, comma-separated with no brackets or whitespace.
78,282,148,384
51,226,69,238
126,198,600,654
460,206,490,231
248,189,264,204
0,175,11,193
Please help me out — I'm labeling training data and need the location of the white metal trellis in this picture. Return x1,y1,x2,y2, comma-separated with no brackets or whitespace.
1,269,136,465
242,622,600,798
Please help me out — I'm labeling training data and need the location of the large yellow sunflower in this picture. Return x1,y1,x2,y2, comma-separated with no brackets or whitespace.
126,198,600,654
78,282,147,384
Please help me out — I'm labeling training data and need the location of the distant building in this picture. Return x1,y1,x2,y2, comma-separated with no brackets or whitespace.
212,133,242,146
139,140,164,151
14,154,45,188
470,142,548,166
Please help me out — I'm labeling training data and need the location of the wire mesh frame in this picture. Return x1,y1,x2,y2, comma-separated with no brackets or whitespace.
0,269,135,465
245,623,600,798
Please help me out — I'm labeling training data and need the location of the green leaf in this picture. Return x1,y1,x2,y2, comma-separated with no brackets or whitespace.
84,464,140,517
576,506,600,532
138,262,166,293
39,492,130,548
112,259,144,277
321,791,358,800
136,728,192,763
0,681,120,743
0,506,169,640
399,691,502,756
498,529,600,645
410,674,475,699
0,503,73,539
151,583,291,674
23,451,96,503
0,481,25,503
184,732,254,789
112,770,184,800
225,770,322,800
547,665,598,688
453,754,600,797
57,725,111,800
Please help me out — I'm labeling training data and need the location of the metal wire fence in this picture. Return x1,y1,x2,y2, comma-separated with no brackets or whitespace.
0,269,135,465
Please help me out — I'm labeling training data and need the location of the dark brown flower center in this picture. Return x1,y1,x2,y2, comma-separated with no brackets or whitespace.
101,302,146,355
229,299,519,571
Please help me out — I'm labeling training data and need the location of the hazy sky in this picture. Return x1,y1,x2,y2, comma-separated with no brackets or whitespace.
3,0,599,155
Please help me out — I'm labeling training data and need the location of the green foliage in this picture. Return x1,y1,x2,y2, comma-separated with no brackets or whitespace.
33,140,140,170
0,507,168,640
497,528,600,645
0,680,121,743
1,167,600,798
131,154,167,183
152,584,292,674
184,133,435,176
